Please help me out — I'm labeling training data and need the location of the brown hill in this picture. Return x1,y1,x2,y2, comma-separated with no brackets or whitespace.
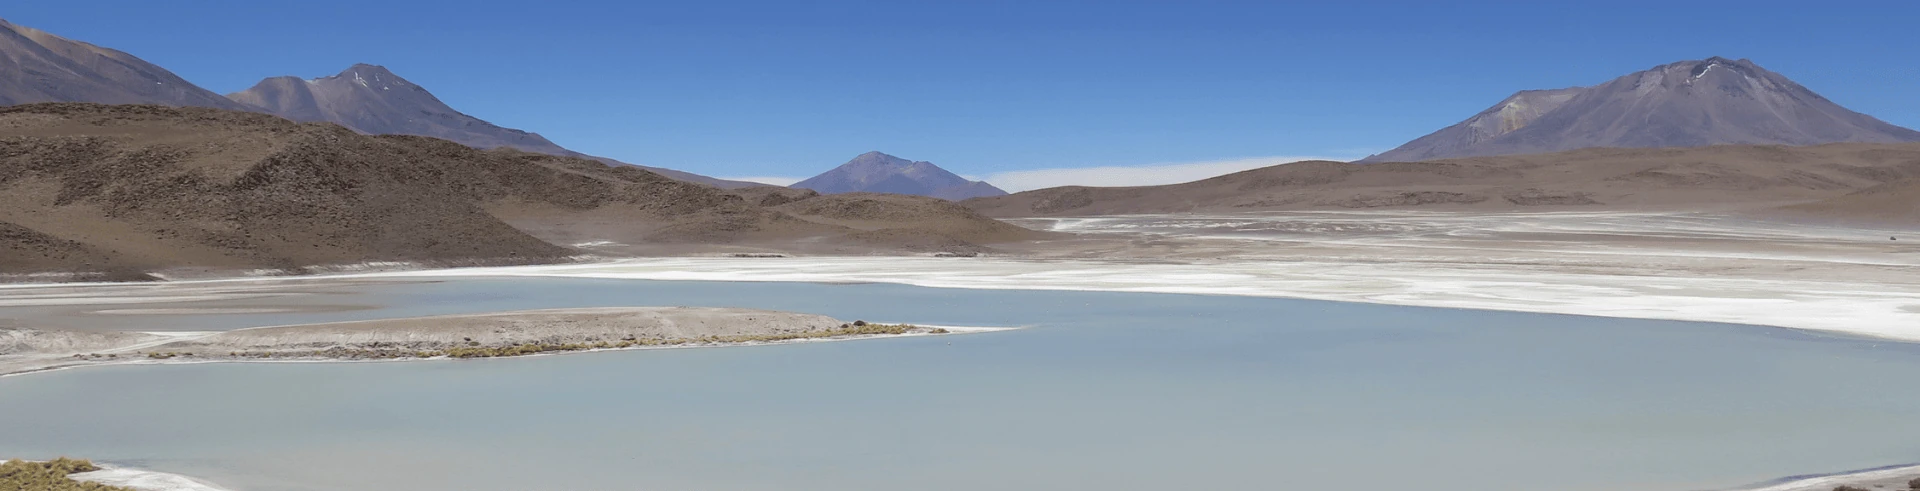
965,144,1920,218
773,193,1052,251
0,103,1051,277
0,220,145,280
0,103,1052,277
727,185,821,207
1780,178,1920,227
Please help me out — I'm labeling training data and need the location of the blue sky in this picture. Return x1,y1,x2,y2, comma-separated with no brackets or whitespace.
11,1,1918,189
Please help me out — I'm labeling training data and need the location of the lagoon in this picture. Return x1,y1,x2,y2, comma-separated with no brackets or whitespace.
2,278,1918,491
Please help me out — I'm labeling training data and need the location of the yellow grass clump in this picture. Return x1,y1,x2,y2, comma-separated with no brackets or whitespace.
0,458,136,491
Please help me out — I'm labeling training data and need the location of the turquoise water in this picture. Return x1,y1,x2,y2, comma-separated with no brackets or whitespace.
2,278,1919,491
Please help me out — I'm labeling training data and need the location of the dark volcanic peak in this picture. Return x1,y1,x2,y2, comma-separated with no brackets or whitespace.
228,63,567,153
0,18,252,110
1361,57,1920,163
791,152,1009,201
1362,87,1587,163
228,63,761,189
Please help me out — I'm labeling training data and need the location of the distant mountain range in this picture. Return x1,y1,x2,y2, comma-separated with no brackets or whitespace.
0,18,756,188
1362,57,1920,162
792,152,1008,201
965,143,1920,223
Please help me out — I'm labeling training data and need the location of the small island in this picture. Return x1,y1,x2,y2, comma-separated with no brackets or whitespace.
1,307,981,377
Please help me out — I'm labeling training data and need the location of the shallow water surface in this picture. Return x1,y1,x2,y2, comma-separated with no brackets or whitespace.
2,278,1919,491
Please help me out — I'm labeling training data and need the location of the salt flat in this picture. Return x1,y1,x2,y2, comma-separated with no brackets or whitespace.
356,211,1920,341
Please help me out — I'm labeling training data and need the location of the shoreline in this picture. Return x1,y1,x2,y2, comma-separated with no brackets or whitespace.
69,463,232,491
0,306,1019,378
3,208,1915,341
1726,463,1920,491
346,257,1920,343
3,254,1916,343
0,322,1013,379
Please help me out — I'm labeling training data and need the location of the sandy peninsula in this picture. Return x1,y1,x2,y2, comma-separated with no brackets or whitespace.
0,307,982,377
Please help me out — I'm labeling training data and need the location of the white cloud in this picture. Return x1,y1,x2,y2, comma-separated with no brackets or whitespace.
981,155,1352,192
716,176,803,186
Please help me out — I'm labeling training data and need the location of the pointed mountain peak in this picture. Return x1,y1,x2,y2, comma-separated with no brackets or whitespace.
1361,56,1920,163
305,64,412,90
1650,56,1774,85
794,152,1007,200
847,151,912,166
341,63,400,78
1664,56,1747,68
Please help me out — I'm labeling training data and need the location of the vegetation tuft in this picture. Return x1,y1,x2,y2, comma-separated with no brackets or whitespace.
0,458,137,491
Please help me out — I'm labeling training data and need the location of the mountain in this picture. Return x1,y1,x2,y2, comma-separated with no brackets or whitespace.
0,18,752,189
0,18,251,110
1361,57,1920,163
1359,88,1583,163
963,143,1920,218
228,64,761,189
792,152,1009,201
227,64,572,154
0,104,1047,277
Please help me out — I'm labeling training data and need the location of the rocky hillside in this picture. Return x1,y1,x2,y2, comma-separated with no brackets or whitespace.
1781,178,1920,227
774,193,1052,251
0,104,1046,278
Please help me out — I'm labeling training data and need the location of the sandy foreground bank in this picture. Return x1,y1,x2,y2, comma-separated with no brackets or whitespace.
1732,463,1920,491
67,465,233,491
0,307,999,377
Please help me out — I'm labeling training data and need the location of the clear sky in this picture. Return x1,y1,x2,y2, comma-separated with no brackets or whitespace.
11,1,1918,189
